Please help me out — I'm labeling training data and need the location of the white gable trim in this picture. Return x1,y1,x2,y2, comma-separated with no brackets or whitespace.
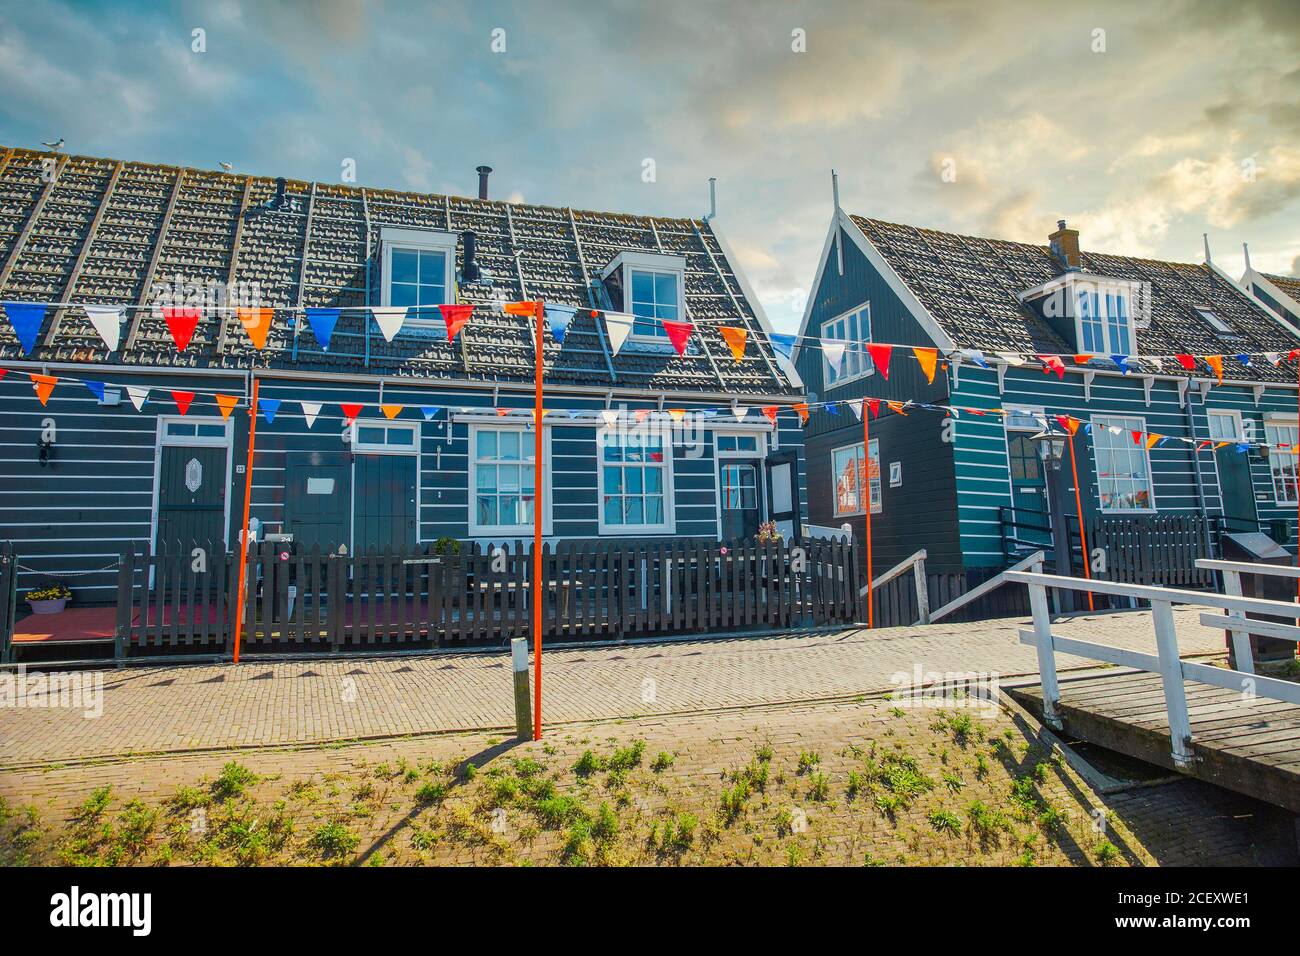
1236,265,1300,337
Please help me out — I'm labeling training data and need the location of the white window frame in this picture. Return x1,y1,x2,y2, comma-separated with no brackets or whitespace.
1020,275,1140,356
468,422,553,537
1092,414,1157,514
1264,414,1298,506
1206,409,1246,442
1195,306,1234,335
831,439,881,517
597,423,676,535
600,251,686,347
380,227,458,329
1004,405,1046,432
820,303,874,390
348,420,420,455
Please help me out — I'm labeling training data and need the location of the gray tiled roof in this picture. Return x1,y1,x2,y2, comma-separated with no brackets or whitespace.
1263,271,1300,304
852,215,1300,383
0,146,796,396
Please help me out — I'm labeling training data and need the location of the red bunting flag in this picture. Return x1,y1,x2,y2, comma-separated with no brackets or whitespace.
866,344,892,379
439,304,473,342
1289,349,1300,363
793,402,810,424
867,398,880,419
1203,355,1224,382
662,319,694,356
171,390,195,415
761,406,778,424
634,409,651,422
1131,430,1143,445
1054,415,1081,436
162,307,201,352
340,403,363,424
0,369,7,381
1037,355,1065,379
1174,354,1197,371
30,373,57,405
215,394,238,419
496,407,509,417
912,347,938,384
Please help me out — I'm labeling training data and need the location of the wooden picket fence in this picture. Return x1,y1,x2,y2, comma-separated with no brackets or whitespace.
1087,513,1215,589
110,537,865,656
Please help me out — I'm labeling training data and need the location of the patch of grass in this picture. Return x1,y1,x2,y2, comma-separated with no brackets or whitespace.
651,751,674,772
755,742,774,763
719,780,751,824
607,741,645,772
928,809,962,834
534,794,587,829
806,771,830,802
414,782,447,806
966,801,1009,843
573,750,602,777
942,771,964,793
796,751,821,775
212,762,258,802
846,770,866,800
1094,839,1120,865
309,821,359,861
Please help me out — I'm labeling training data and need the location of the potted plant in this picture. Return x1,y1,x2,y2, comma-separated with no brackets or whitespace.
26,582,72,614
756,521,784,544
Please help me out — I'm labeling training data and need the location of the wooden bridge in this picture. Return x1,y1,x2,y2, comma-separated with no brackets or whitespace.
1005,561,1300,815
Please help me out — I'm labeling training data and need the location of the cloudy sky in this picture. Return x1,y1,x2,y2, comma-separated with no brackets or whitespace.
1,0,1296,333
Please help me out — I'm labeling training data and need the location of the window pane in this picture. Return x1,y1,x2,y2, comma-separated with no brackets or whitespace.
391,249,418,284
387,428,413,446
718,435,736,452
645,496,663,524
645,468,662,493
418,250,444,284
604,496,621,525
500,430,520,460
476,466,495,491
499,465,520,494
500,495,519,523
358,427,384,444
604,466,623,494
627,468,643,494
631,270,654,303
477,429,497,459
477,496,498,526
654,272,676,305
625,498,644,525
197,424,225,437
390,282,417,308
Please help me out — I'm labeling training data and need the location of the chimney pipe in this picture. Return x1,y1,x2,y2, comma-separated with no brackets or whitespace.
1203,232,1212,263
1243,241,1252,272
461,230,480,282
1049,219,1081,270
703,177,717,221
476,165,492,201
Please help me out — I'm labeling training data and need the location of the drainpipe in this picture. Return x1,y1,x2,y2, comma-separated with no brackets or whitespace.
1184,392,1213,556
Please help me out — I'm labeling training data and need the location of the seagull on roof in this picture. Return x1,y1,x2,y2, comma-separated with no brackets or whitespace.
219,161,233,172
42,138,63,152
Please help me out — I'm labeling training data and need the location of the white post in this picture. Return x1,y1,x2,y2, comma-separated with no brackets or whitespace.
1151,599,1195,770
1028,581,1062,729
914,555,930,625
1220,569,1255,675
511,637,532,740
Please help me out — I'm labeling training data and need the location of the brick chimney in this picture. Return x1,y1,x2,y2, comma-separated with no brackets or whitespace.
1049,219,1081,270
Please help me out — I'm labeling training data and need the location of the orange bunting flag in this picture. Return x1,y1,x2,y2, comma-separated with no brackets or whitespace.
1145,433,1161,449
381,404,403,420
340,403,363,424
30,373,57,405
668,408,686,423
504,300,542,318
793,401,810,424
761,406,778,424
886,401,908,416
1204,355,1224,382
236,307,273,350
912,347,938,384
662,319,694,356
866,344,892,379
1054,414,1080,435
1074,354,1093,365
171,390,195,415
496,407,510,417
161,307,201,352
719,326,747,362
634,409,651,423
215,394,239,419
439,304,473,342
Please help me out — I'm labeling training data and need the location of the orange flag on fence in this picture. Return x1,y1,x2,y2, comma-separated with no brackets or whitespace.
381,404,403,420
912,346,938,384
30,373,56,405
215,394,239,419
504,300,542,318
720,326,747,362
762,406,778,424
236,307,273,350
1204,354,1224,382
1074,354,1094,365
668,408,686,423
886,401,908,416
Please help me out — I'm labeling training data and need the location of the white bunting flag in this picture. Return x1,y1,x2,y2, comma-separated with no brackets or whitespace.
371,306,407,343
996,352,1025,367
301,401,322,429
83,305,124,352
731,405,749,422
850,400,864,421
601,409,620,428
822,340,846,376
126,385,149,411
604,311,636,356
1265,352,1281,366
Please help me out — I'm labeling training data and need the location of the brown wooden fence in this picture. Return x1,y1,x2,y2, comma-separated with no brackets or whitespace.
1087,513,1215,589
108,537,865,657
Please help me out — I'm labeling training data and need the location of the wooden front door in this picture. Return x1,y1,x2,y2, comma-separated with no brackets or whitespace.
285,461,351,550
353,454,417,553
719,460,762,542
157,445,227,550
765,450,800,540
1008,434,1050,546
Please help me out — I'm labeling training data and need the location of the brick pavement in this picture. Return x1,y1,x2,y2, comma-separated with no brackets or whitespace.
0,607,1226,769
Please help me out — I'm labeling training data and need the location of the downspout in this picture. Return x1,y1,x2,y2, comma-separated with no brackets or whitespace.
1184,387,1213,556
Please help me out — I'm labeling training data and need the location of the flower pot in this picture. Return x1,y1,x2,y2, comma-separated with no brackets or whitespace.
28,598,68,614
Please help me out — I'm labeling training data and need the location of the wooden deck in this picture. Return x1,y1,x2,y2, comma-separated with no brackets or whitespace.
1010,670,1300,813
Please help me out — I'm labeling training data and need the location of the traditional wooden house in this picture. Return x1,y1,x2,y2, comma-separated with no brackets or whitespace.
793,198,1300,616
0,146,807,615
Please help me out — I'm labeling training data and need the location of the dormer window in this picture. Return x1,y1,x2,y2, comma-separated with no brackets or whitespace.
381,227,458,328
600,251,685,346
1020,274,1141,357
1195,307,1235,336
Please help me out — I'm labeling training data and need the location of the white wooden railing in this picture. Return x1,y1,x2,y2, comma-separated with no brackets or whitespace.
1005,567,1300,770
806,523,852,542
861,549,929,623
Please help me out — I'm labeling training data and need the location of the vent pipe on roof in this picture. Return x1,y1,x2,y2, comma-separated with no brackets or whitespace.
703,177,717,221
1203,233,1212,263
832,169,844,276
476,166,492,200
461,230,481,283
1243,242,1252,272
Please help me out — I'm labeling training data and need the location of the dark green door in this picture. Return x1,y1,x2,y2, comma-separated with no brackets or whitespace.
354,455,417,552
1215,446,1258,530
1008,434,1051,547
157,445,227,550
285,461,351,551
719,460,762,542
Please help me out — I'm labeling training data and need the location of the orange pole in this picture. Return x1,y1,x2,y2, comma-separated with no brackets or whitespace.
231,377,259,664
532,300,545,740
863,403,874,628
1067,428,1095,611
1295,359,1299,605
